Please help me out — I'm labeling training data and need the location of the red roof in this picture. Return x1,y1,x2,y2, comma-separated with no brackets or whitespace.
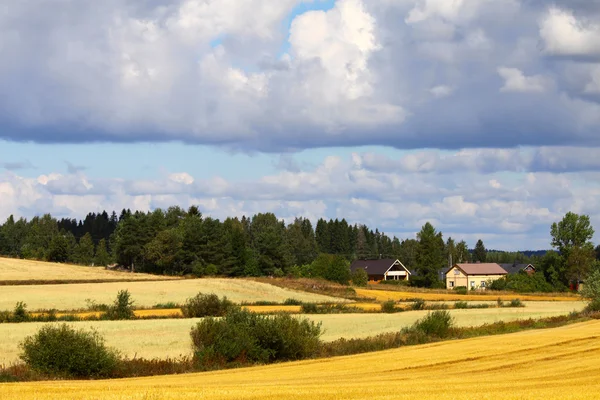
452,263,507,275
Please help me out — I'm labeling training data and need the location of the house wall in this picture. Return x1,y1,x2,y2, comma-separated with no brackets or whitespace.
445,267,506,290
446,267,468,289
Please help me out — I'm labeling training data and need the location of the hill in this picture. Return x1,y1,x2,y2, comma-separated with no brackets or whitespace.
2,320,599,399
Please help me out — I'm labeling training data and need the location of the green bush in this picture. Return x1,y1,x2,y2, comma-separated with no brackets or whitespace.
204,264,219,276
411,298,426,310
19,324,119,378
12,302,31,323
412,310,454,338
351,269,369,287
381,300,397,313
283,298,302,305
105,290,135,320
454,301,468,309
508,299,524,308
182,293,237,318
190,308,322,366
273,268,284,278
453,286,467,295
300,303,319,313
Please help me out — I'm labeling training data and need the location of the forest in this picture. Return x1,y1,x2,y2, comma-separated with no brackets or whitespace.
0,206,598,289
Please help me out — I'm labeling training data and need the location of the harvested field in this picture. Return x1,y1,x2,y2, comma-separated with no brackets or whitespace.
356,288,582,302
2,320,599,399
0,279,347,311
0,301,584,365
0,257,178,284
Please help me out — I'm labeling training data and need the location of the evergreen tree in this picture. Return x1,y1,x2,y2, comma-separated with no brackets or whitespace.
73,233,95,265
473,239,487,262
47,234,70,263
456,240,470,263
95,239,111,266
415,222,445,287
315,219,330,254
355,226,369,259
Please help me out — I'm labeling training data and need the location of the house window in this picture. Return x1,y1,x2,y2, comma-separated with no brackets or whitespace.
454,269,460,275
481,281,486,287
450,281,455,288
470,281,475,288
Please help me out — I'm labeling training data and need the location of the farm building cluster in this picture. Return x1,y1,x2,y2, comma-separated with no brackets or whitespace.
349,259,536,290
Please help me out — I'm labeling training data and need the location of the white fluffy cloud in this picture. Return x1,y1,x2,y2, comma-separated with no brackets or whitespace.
2,149,600,250
0,1,599,150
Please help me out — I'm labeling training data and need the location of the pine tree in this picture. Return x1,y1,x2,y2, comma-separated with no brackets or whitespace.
74,233,95,265
473,239,487,262
415,222,445,287
95,239,111,266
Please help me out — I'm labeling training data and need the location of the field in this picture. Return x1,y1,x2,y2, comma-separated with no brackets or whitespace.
2,319,599,399
0,257,178,283
356,288,581,302
0,279,347,311
0,301,585,365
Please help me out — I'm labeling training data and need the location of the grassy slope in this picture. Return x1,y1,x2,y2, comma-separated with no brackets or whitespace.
356,288,581,302
0,279,347,311
2,320,600,399
0,301,585,365
0,257,178,283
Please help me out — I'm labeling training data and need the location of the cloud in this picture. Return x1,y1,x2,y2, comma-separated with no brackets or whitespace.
65,161,87,174
1,160,35,171
356,147,600,174
2,149,600,250
497,67,551,93
0,1,598,151
539,7,600,59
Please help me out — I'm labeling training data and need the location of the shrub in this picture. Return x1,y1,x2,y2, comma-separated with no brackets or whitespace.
508,299,524,308
411,298,426,310
105,290,135,320
497,298,504,307
153,302,179,309
273,268,285,278
412,310,454,338
381,300,397,313
582,270,600,313
453,286,467,295
454,301,468,309
182,293,237,318
351,269,369,287
12,302,31,323
300,303,318,313
190,308,321,366
19,324,119,378
283,298,303,305
204,264,219,276
191,261,205,277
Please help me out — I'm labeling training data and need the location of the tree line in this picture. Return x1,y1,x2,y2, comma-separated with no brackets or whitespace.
0,206,598,289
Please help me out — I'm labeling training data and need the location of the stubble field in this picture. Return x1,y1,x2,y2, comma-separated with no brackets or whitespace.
0,257,178,283
0,279,347,311
0,301,585,365
2,319,599,399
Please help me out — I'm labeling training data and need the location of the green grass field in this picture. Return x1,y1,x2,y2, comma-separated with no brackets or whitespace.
0,278,348,311
0,301,584,365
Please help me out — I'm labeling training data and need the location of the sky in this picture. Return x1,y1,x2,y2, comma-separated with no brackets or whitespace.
1,0,600,251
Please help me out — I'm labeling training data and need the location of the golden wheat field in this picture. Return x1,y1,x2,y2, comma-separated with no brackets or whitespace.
0,279,347,311
0,257,177,282
0,301,585,365
2,320,600,399
356,288,581,302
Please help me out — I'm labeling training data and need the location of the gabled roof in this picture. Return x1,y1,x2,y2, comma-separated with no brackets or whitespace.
448,263,508,275
350,259,410,276
499,263,535,275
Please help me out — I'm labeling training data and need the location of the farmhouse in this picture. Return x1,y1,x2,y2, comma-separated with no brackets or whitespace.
350,259,411,283
446,263,507,290
499,262,536,275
